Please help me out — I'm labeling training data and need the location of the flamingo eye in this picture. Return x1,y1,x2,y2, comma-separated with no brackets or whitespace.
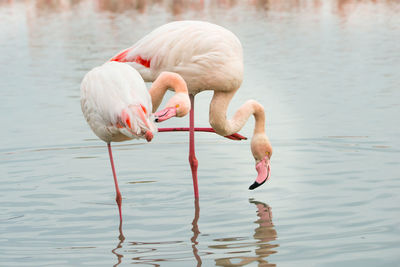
140,104,147,114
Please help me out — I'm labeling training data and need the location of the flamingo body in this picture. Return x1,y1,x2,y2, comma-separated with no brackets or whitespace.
111,20,243,95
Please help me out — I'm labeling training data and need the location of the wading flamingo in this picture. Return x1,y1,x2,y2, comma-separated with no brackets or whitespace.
81,61,190,222
110,20,273,196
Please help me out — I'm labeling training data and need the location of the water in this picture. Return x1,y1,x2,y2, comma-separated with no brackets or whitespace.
1,0,399,266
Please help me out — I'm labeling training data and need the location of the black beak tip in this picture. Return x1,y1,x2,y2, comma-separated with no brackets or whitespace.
248,177,268,190
155,118,159,122
249,182,260,190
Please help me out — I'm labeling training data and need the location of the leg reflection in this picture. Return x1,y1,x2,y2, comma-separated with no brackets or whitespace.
191,198,202,266
112,220,125,267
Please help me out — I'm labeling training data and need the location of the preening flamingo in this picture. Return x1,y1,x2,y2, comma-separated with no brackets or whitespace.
110,20,273,195
80,61,190,222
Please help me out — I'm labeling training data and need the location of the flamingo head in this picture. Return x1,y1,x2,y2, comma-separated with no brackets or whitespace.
154,107,177,122
154,93,191,123
123,104,156,142
248,134,273,190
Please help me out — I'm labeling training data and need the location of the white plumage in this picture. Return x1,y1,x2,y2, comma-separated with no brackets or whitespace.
112,20,244,95
80,61,156,143
110,20,273,192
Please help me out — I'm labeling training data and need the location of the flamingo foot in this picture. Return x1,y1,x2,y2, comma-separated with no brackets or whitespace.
224,133,247,141
249,156,271,190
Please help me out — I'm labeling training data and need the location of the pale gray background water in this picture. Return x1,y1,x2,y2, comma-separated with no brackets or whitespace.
1,0,399,266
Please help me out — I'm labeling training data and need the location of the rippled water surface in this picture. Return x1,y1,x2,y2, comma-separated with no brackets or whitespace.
1,0,400,266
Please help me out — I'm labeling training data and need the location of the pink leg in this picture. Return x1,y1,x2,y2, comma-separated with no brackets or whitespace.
107,143,123,223
189,94,199,198
158,127,247,141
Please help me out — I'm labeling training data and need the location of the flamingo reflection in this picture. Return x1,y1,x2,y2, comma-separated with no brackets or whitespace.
110,199,276,266
111,200,202,266
213,199,278,267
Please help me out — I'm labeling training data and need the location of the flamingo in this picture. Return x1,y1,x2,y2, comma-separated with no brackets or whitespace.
80,61,190,222
110,21,273,196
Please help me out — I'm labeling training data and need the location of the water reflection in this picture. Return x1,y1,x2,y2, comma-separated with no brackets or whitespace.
192,198,202,267
212,199,278,267
111,221,125,267
109,199,277,266
127,240,186,265
95,0,148,14
4,0,394,19
111,200,200,266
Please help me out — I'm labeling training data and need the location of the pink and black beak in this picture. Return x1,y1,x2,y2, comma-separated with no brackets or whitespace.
249,156,271,190
154,107,177,123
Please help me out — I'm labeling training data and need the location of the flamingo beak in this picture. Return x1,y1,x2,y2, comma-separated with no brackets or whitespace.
154,107,177,123
249,156,271,190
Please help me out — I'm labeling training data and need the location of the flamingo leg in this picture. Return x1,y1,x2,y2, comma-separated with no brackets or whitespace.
189,94,199,198
107,143,123,223
158,127,247,141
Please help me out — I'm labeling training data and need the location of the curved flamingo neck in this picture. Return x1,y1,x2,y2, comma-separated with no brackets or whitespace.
252,101,266,135
149,72,188,112
209,91,271,161
209,91,265,136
